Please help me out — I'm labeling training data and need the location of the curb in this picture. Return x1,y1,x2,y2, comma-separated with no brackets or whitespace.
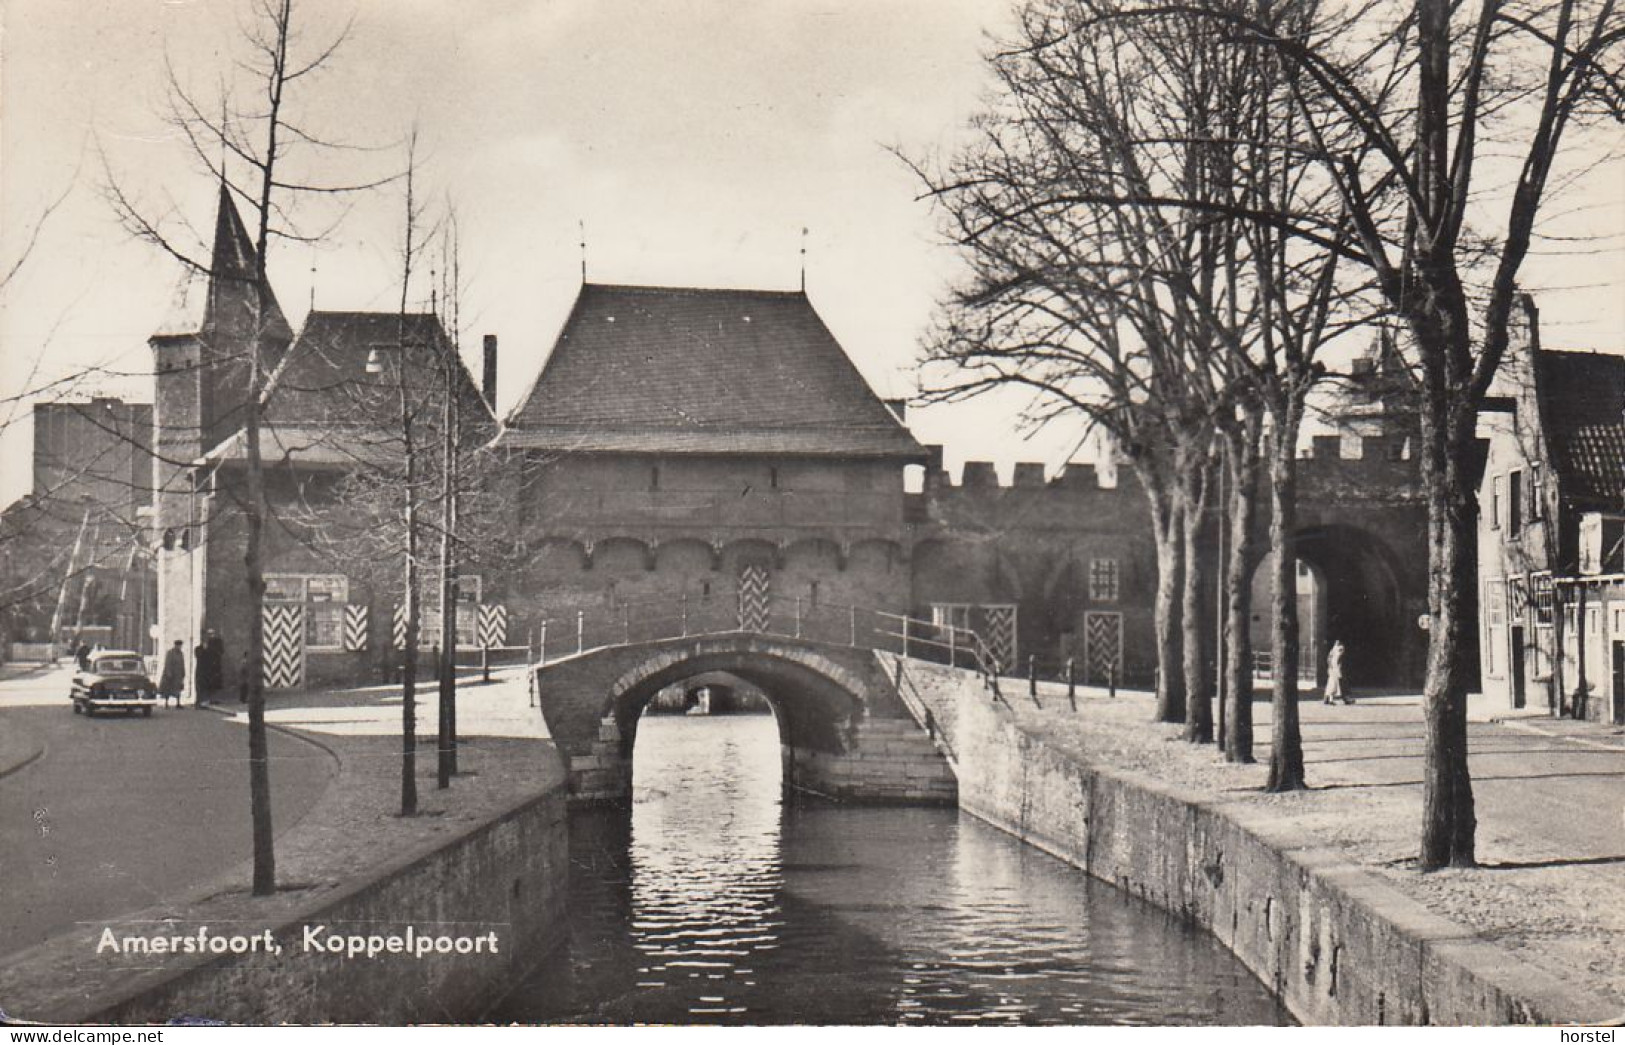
196,700,345,768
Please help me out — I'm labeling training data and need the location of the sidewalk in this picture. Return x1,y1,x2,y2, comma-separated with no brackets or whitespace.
218,666,549,740
996,678,1625,1015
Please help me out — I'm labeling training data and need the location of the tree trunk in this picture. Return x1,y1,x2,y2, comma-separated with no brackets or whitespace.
1147,478,1186,723
1224,422,1260,763
1265,434,1306,792
1181,454,1212,743
1418,393,1477,868
243,352,276,896
401,460,420,817
1573,583,1588,721
437,375,458,790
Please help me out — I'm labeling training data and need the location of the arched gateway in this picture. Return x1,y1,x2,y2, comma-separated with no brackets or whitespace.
533,633,957,804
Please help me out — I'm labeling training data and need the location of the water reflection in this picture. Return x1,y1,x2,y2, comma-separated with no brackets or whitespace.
493,713,1287,1026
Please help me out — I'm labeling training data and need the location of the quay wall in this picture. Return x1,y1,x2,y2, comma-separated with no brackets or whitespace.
904,661,1608,1026
4,749,570,1025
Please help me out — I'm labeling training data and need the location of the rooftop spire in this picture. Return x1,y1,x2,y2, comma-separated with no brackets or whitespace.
204,182,292,342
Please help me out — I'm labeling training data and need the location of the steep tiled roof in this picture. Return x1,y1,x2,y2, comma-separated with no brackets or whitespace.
265,311,489,428
500,284,924,459
1537,350,1625,508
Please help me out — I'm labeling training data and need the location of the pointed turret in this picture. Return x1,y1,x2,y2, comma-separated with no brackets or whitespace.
202,182,292,344
148,183,295,663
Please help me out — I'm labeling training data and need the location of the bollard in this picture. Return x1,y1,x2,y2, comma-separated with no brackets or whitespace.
681,593,689,637
849,605,858,647
576,610,584,655
539,621,548,666
623,604,630,645
1066,657,1076,711
795,595,803,639
1028,654,1037,697
481,645,490,684
948,625,957,668
1109,663,1117,699
902,619,911,659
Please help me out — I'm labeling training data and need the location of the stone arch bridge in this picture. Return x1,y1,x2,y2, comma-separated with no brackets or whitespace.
532,631,959,804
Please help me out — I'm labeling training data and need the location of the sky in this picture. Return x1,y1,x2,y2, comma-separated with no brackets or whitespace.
2,0,1623,508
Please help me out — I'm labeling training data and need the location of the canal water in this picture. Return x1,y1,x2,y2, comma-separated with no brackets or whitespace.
493,713,1288,1026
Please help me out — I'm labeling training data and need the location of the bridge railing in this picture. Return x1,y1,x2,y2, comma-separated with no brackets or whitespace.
521,591,1008,703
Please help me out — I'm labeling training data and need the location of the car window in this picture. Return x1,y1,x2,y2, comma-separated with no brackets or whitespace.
95,657,143,673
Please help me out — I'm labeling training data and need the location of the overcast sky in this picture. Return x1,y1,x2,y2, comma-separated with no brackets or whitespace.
2,0,1622,508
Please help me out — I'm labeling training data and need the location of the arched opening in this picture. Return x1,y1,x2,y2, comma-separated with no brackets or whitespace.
599,648,868,805
1248,554,1327,685
1247,525,1413,690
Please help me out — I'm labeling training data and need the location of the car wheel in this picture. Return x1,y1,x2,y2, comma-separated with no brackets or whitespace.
84,705,96,718
72,701,82,714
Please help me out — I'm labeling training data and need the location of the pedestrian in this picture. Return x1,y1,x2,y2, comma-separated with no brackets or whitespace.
159,640,186,708
1323,639,1350,705
194,629,225,707
74,638,91,672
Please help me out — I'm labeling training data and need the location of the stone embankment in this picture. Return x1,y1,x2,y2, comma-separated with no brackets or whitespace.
0,732,570,1024
883,655,1617,1027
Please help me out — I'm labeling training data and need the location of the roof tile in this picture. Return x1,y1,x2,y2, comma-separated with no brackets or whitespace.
500,284,923,459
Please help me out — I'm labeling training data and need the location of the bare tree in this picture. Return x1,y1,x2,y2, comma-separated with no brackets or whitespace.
103,0,390,893
1161,0,1621,865
912,0,1361,764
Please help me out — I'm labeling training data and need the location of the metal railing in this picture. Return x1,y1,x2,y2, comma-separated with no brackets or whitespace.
890,658,959,763
520,591,1011,703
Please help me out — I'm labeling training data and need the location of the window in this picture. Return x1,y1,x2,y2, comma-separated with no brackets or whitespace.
1509,470,1523,531
650,466,661,492
931,604,972,632
420,576,483,649
1486,580,1506,677
265,574,349,650
808,580,819,607
1491,475,1504,530
1508,576,1528,622
421,604,479,648
1090,558,1120,602
770,466,780,490
1529,464,1544,522
1533,573,1554,626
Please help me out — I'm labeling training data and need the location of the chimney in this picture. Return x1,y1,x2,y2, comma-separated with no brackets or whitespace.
481,334,498,409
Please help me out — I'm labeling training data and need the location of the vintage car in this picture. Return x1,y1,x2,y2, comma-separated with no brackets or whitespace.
70,650,158,717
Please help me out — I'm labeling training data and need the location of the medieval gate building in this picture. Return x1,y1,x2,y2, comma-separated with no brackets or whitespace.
147,188,1433,699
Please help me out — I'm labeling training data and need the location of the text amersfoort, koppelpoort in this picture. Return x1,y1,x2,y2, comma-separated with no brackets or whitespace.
94,925,502,959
